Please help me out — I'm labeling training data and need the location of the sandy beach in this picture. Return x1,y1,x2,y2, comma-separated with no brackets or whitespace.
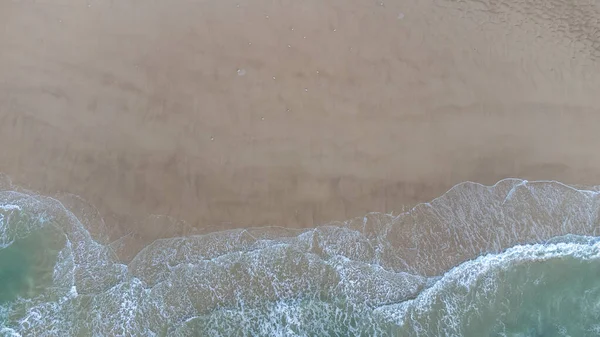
2,0,600,254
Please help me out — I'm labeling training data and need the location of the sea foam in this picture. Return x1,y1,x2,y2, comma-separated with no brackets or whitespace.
1,179,599,336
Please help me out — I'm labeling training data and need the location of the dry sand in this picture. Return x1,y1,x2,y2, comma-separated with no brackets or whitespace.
1,0,600,251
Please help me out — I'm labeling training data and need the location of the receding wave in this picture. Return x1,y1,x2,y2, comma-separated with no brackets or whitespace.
1,178,599,336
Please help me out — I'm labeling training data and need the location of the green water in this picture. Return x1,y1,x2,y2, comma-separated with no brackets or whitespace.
0,238,30,304
380,241,600,336
0,226,64,304
486,257,600,336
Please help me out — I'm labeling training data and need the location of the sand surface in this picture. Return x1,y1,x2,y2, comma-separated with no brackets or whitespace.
1,0,600,251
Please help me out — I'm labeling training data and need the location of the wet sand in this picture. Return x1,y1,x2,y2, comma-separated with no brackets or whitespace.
1,0,600,249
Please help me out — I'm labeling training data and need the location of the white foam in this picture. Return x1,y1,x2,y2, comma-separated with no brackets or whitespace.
3,179,600,335
375,237,600,335
0,204,21,211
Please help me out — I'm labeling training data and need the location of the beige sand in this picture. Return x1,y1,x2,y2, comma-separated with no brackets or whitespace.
1,0,600,250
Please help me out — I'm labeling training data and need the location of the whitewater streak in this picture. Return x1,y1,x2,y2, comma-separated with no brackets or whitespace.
1,178,599,336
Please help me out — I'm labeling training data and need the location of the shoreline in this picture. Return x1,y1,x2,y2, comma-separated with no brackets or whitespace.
3,176,600,269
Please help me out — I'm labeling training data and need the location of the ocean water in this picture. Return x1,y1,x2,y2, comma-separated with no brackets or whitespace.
1,178,600,336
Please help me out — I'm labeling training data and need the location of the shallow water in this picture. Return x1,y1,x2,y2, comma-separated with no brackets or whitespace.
1,179,600,336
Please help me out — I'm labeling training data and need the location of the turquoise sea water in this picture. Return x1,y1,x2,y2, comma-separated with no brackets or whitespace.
1,178,600,336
